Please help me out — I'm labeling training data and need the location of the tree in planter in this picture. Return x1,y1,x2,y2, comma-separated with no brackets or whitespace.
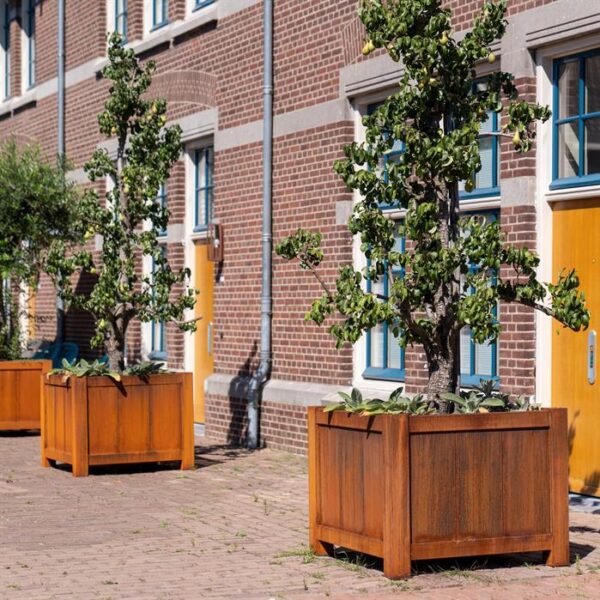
276,0,589,406
0,141,84,360
49,34,196,371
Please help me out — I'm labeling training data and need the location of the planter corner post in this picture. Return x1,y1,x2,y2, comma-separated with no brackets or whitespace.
70,377,89,477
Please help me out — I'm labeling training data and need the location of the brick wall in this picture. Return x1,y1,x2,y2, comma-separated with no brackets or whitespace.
0,0,580,454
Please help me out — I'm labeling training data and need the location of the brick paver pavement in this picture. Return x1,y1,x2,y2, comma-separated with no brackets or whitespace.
0,432,599,599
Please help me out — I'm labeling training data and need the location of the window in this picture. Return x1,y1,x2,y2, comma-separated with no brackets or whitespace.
22,0,35,90
364,227,406,381
552,49,600,189
459,80,500,199
149,250,166,359
115,0,128,41
1,0,9,101
194,0,215,11
194,146,214,231
152,0,168,30
459,211,499,387
156,183,167,238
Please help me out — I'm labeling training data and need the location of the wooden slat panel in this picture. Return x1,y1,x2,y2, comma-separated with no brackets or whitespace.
88,450,184,465
502,429,551,536
409,411,550,433
316,524,383,558
88,387,119,455
456,431,504,539
150,384,182,452
410,432,457,543
411,534,553,560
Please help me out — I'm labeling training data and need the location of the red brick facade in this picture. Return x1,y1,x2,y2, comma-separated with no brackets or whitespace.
0,0,584,453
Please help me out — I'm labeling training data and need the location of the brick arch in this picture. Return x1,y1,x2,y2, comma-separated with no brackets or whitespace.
146,70,217,107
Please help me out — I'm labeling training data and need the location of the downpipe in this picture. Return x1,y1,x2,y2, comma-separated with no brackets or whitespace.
247,0,273,450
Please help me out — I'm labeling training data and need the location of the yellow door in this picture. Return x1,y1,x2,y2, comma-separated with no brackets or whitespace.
194,242,215,423
552,199,600,496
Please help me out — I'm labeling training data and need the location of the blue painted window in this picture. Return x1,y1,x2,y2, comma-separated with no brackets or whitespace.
152,0,168,30
194,0,215,11
364,227,406,382
24,0,35,89
150,249,167,359
194,146,214,231
459,211,499,387
115,0,128,42
156,183,167,238
552,49,600,189
2,1,9,101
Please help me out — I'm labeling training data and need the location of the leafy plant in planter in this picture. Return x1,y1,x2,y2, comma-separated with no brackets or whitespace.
42,34,196,476
0,141,84,359
278,0,582,578
48,33,196,372
277,0,589,406
0,141,83,431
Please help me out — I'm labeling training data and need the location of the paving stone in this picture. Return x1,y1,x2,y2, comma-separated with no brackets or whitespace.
0,433,598,599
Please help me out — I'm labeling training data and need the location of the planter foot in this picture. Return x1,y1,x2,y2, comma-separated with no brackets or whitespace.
543,549,570,568
311,540,334,557
41,456,54,468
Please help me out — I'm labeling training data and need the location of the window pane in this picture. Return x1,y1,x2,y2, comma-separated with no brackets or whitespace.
585,118,600,176
475,137,494,189
557,121,580,178
369,324,384,368
586,55,600,115
387,328,401,369
460,327,472,374
558,60,579,119
474,340,493,377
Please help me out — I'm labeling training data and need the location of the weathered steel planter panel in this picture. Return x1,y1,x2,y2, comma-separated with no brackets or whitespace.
0,360,51,431
308,408,569,578
42,373,195,477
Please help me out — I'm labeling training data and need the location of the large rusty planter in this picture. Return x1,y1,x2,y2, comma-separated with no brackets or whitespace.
42,373,194,477
0,360,51,431
308,407,569,579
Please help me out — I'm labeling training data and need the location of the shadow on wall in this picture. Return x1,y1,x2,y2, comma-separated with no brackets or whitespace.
568,410,600,497
226,341,258,448
64,270,101,360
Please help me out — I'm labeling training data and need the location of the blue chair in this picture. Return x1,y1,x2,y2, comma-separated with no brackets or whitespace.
33,341,60,366
59,343,79,368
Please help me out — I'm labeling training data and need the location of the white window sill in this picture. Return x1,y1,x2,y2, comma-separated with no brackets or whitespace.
545,185,600,203
0,88,37,117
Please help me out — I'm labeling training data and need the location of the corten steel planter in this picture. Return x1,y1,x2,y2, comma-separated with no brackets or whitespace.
42,373,195,477
308,407,570,579
0,360,51,431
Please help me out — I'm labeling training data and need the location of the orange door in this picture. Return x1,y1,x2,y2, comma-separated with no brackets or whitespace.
194,242,215,423
552,199,600,496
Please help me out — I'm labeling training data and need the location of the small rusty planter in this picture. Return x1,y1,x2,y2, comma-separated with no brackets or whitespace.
308,408,569,578
0,360,51,431
42,372,194,477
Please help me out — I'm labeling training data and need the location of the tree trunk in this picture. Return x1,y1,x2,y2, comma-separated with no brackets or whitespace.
105,322,126,372
426,350,459,411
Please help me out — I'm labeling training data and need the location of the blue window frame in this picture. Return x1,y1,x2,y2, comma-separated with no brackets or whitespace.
115,0,128,42
152,0,168,30
194,0,215,11
24,0,35,89
156,183,167,238
552,49,600,190
2,1,9,101
459,210,499,387
459,80,500,200
364,228,406,382
194,146,214,231
150,250,167,359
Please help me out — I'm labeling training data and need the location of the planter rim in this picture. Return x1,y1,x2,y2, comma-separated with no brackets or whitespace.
0,359,52,371
45,371,191,388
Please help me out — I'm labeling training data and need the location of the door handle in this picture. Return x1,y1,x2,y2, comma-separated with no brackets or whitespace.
207,322,213,356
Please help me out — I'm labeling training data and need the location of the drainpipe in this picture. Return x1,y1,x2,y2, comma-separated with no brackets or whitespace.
56,0,65,345
247,0,273,450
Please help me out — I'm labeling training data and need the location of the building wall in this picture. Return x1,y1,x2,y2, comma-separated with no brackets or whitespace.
0,0,593,453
